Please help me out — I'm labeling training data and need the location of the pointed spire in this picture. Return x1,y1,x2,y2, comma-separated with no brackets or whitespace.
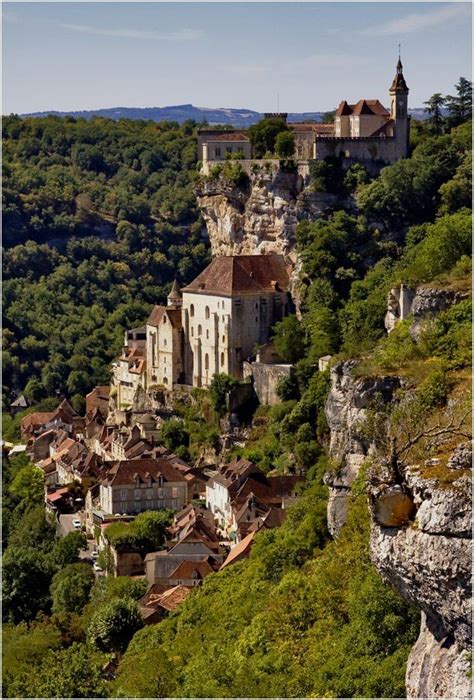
390,54,409,94
167,279,182,307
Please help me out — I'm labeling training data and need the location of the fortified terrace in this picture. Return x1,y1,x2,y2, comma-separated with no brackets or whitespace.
198,59,409,174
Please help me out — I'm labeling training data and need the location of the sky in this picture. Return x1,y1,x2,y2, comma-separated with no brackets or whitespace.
2,1,472,114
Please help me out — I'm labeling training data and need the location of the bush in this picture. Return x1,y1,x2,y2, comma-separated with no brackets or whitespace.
88,598,143,653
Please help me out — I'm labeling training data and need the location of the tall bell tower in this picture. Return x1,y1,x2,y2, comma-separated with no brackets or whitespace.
389,53,409,157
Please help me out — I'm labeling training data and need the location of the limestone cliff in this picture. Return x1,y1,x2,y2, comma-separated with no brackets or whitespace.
323,360,400,537
368,445,472,699
195,166,347,260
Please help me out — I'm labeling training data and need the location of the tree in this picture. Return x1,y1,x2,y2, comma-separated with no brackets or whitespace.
8,642,108,699
445,77,472,127
248,118,290,158
50,563,95,615
133,509,173,550
423,93,446,135
53,530,87,566
3,547,55,622
160,418,189,451
275,130,295,158
8,505,56,551
9,464,44,504
271,315,307,364
88,598,143,653
208,373,239,415
23,378,47,402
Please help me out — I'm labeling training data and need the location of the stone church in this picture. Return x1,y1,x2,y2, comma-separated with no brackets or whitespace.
146,254,292,389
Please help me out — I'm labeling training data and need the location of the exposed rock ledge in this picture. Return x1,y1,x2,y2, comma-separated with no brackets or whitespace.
323,360,401,537
368,447,472,699
195,168,350,260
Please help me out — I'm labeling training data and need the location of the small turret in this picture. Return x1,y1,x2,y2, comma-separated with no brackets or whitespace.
167,279,182,308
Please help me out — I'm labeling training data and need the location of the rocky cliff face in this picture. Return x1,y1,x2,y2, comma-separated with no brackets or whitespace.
323,358,472,698
323,360,401,537
195,167,347,260
368,444,472,699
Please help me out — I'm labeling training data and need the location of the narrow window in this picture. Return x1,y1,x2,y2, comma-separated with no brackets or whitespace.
198,324,202,336
221,352,224,367
205,306,210,320
205,354,209,370
215,146,221,157
190,304,195,317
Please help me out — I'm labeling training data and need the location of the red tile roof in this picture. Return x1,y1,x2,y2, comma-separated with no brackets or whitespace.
147,306,182,329
220,531,256,569
202,132,249,142
182,255,290,297
335,99,389,118
168,559,215,580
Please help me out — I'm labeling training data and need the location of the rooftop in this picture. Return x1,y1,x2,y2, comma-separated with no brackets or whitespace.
182,255,290,297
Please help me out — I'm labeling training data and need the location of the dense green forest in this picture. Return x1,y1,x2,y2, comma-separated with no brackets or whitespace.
2,79,472,697
2,116,209,410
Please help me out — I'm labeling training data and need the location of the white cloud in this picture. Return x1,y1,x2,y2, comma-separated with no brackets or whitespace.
58,23,204,41
359,3,471,37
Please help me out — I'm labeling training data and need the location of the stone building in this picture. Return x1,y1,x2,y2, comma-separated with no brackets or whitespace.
198,60,409,173
99,458,188,515
112,346,146,409
142,255,291,391
146,281,184,389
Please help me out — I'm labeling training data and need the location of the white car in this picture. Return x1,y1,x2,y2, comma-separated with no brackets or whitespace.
72,518,82,529
93,562,103,572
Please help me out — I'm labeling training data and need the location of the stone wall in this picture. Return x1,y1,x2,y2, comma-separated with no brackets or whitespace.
243,361,293,406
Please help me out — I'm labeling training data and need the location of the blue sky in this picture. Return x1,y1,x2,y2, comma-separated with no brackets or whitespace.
2,2,472,113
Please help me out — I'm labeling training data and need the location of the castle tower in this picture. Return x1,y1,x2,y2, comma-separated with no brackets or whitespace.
167,279,182,308
389,56,409,157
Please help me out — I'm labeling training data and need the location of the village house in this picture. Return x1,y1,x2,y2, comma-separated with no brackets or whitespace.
85,385,110,418
198,60,409,173
99,458,189,515
206,457,302,534
112,346,147,410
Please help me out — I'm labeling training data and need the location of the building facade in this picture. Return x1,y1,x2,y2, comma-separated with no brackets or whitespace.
99,459,188,515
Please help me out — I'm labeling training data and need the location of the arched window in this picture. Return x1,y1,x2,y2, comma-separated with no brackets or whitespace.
205,354,209,370
221,352,224,367
191,327,194,337
206,329,209,339
205,306,210,320
198,325,202,336
190,304,195,317
163,315,167,323
163,377,168,385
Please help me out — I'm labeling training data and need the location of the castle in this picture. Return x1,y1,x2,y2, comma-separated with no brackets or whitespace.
198,60,409,173
113,255,293,407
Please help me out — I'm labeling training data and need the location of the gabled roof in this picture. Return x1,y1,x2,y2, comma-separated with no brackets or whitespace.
102,458,187,486
168,559,215,580
182,255,291,297
336,99,389,118
220,531,256,569
147,305,182,329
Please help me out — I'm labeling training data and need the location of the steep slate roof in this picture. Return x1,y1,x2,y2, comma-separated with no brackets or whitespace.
168,279,182,300
336,99,389,117
182,255,290,297
390,59,409,93
102,458,187,486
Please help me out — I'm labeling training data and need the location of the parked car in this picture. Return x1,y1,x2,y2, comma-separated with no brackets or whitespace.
72,518,81,529
92,551,98,561
93,562,103,572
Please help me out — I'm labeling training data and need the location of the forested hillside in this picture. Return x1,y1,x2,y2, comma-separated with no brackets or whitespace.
2,116,209,410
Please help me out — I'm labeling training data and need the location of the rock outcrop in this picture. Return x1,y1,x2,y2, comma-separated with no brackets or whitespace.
368,447,472,698
384,283,469,339
196,166,349,260
323,360,401,537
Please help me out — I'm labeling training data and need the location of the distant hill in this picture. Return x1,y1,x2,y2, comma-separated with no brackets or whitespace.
19,103,432,126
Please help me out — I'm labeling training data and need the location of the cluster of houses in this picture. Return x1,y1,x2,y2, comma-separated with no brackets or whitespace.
20,388,302,625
